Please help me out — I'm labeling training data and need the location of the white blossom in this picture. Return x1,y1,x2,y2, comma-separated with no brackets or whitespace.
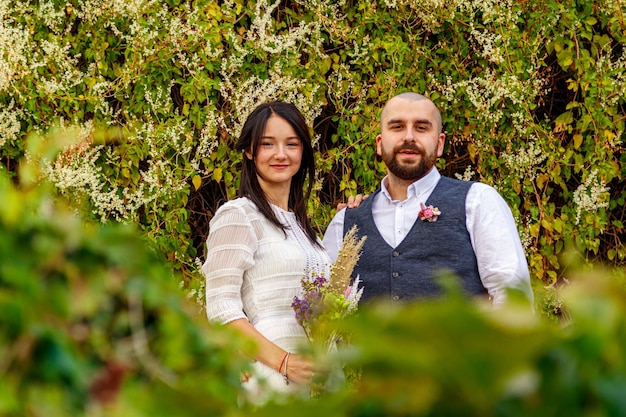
0,101,23,148
573,169,610,225
501,140,548,181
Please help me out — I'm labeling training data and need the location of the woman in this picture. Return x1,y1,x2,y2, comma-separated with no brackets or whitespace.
202,101,331,403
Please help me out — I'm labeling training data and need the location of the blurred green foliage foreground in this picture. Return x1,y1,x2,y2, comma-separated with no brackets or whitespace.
2,146,626,416
0,149,250,416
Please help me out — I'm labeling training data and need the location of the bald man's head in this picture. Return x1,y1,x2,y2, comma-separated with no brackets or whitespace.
380,92,443,134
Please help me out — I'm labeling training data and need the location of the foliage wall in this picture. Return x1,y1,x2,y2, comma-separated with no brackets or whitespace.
1,0,625,303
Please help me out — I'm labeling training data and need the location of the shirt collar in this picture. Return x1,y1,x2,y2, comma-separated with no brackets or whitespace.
380,167,441,202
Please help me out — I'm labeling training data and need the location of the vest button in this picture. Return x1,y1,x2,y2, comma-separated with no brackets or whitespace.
392,295,399,301
392,272,399,278
392,251,399,257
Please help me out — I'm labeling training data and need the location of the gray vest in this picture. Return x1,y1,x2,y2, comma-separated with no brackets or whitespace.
344,177,484,302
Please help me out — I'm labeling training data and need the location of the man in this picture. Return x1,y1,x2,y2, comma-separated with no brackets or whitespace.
323,92,533,306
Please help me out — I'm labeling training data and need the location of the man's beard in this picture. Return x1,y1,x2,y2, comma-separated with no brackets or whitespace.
381,142,437,181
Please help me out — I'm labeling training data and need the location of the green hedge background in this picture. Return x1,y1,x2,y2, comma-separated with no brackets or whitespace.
0,0,626,287
2,0,624,301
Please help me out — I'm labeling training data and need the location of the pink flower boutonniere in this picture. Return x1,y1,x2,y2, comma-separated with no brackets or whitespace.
419,203,441,222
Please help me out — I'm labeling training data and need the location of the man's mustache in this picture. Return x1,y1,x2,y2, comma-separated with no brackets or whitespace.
394,142,425,155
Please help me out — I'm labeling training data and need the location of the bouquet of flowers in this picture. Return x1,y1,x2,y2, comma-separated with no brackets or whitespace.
292,225,366,352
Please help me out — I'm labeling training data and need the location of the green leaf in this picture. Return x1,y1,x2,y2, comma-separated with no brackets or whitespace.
213,167,222,183
573,133,583,149
192,175,202,190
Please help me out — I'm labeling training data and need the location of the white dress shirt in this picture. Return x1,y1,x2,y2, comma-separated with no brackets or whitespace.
322,168,534,305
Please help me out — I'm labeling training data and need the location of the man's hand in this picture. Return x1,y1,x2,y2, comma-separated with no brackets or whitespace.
336,194,368,211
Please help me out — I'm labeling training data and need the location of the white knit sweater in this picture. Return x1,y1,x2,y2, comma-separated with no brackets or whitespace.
202,197,331,400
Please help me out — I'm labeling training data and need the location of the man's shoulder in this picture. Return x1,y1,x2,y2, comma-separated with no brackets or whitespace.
437,176,477,192
342,191,380,230
439,176,507,201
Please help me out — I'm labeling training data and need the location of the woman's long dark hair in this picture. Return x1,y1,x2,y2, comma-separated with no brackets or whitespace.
236,101,320,246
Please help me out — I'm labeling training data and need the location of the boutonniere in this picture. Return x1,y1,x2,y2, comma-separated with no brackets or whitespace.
418,203,441,222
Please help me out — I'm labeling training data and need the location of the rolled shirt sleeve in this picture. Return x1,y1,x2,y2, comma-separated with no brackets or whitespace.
466,183,534,305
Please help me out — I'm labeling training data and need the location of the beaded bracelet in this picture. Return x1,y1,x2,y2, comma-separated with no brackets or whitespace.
278,352,288,373
281,352,290,385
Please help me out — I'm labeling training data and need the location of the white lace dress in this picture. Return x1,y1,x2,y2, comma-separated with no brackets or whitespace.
202,197,331,403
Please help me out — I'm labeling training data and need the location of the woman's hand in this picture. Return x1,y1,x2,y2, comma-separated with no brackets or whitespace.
282,353,318,385
336,194,368,211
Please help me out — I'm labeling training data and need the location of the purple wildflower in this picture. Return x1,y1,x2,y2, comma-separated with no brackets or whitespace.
292,296,310,326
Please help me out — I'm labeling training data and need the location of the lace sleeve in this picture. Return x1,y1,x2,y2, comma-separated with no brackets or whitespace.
202,203,258,324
